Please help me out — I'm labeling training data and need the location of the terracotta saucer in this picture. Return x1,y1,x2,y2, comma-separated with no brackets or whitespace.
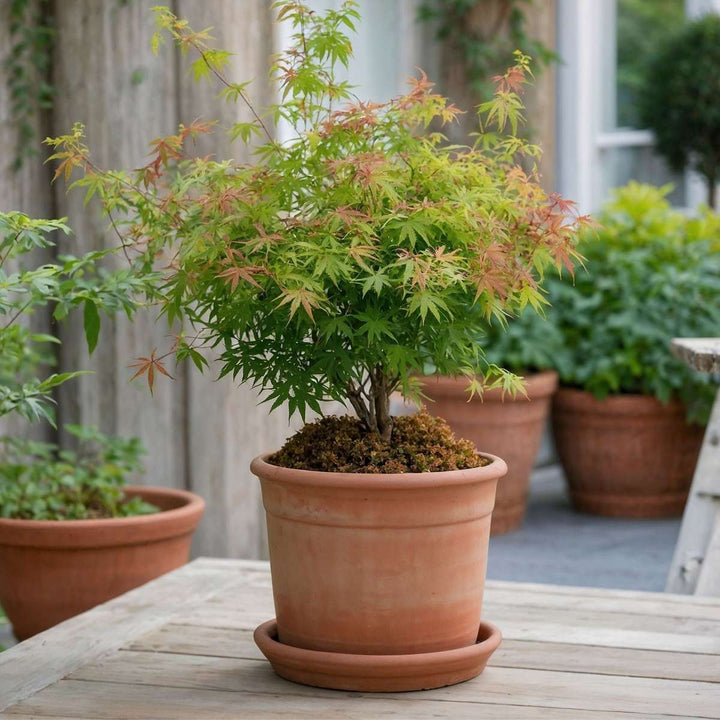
253,619,502,692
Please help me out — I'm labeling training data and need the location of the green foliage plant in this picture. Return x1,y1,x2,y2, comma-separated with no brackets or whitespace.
479,304,565,376
640,13,720,208
0,211,155,425
0,425,154,520
48,1,588,443
541,182,720,424
0,212,158,520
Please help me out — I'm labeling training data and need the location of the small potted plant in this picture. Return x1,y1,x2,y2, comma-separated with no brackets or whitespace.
420,308,561,534
0,212,204,640
545,182,720,517
50,1,585,691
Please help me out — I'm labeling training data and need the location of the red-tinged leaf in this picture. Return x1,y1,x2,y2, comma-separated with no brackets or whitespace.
128,350,174,395
216,265,263,291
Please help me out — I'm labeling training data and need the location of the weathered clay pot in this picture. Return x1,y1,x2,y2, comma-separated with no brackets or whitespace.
420,371,558,534
251,453,506,659
552,388,704,518
0,486,204,640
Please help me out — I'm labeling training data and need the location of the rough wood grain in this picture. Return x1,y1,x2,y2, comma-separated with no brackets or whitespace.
484,585,720,620
667,388,720,594
697,504,720,596
174,0,302,561
51,0,185,490
1,680,674,720
0,563,241,711
671,338,720,373
67,650,720,717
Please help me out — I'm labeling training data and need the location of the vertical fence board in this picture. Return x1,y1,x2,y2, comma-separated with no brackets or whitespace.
51,0,186,489
175,0,301,560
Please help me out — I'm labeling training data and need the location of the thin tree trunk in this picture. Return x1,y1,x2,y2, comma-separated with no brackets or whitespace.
708,173,717,210
372,366,393,442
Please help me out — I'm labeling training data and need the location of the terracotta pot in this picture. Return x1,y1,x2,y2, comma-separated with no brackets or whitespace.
420,371,558,534
0,486,204,640
251,453,506,657
552,388,704,518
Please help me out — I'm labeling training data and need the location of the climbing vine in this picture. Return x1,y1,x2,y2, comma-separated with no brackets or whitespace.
3,0,55,171
418,0,558,103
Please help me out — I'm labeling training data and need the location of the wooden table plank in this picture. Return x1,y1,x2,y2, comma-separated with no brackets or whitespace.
671,338,720,373
0,679,675,720
63,649,720,718
3,558,720,719
484,582,720,621
0,561,251,711
128,623,720,682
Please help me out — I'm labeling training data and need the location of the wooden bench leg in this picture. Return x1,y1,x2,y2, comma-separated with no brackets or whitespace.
666,388,720,594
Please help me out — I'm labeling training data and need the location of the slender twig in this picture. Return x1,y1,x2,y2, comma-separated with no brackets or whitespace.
3,299,34,330
192,43,275,145
0,231,22,272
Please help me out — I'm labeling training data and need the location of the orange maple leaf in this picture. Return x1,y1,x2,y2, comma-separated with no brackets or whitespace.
128,349,174,395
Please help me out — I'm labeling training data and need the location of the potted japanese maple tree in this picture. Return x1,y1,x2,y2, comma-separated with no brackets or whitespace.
0,212,204,640
50,1,586,691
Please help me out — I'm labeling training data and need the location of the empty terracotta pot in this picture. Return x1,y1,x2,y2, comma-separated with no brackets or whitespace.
420,371,558,534
251,453,506,657
552,388,704,518
0,486,204,640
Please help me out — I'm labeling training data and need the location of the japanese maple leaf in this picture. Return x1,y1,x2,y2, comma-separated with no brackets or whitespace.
216,264,263,291
129,349,174,395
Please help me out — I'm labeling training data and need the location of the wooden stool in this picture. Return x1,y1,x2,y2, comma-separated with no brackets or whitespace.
666,338,720,595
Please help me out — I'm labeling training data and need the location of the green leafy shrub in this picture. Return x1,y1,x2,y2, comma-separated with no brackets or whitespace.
0,208,158,521
542,182,720,423
640,13,720,208
49,2,587,443
479,305,565,376
0,425,155,520
0,211,157,425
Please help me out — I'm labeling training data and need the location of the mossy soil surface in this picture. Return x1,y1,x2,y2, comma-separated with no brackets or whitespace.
269,412,488,473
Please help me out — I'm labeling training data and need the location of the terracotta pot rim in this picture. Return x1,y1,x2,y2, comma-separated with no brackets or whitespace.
251,452,507,489
554,386,685,414
254,618,502,671
420,370,559,402
0,486,205,548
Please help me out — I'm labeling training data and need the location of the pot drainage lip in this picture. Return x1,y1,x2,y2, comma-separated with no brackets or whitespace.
253,619,502,692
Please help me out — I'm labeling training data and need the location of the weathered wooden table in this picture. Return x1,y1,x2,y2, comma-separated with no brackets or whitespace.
1,557,719,718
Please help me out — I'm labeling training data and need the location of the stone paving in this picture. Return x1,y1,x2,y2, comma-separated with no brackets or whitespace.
487,464,682,592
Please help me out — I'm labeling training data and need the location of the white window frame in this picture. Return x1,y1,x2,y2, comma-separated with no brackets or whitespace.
557,0,719,213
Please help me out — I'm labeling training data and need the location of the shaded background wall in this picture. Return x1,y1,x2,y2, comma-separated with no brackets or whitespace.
0,0,558,559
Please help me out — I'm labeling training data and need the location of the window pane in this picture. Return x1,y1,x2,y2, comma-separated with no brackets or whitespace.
616,0,684,129
599,145,686,206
